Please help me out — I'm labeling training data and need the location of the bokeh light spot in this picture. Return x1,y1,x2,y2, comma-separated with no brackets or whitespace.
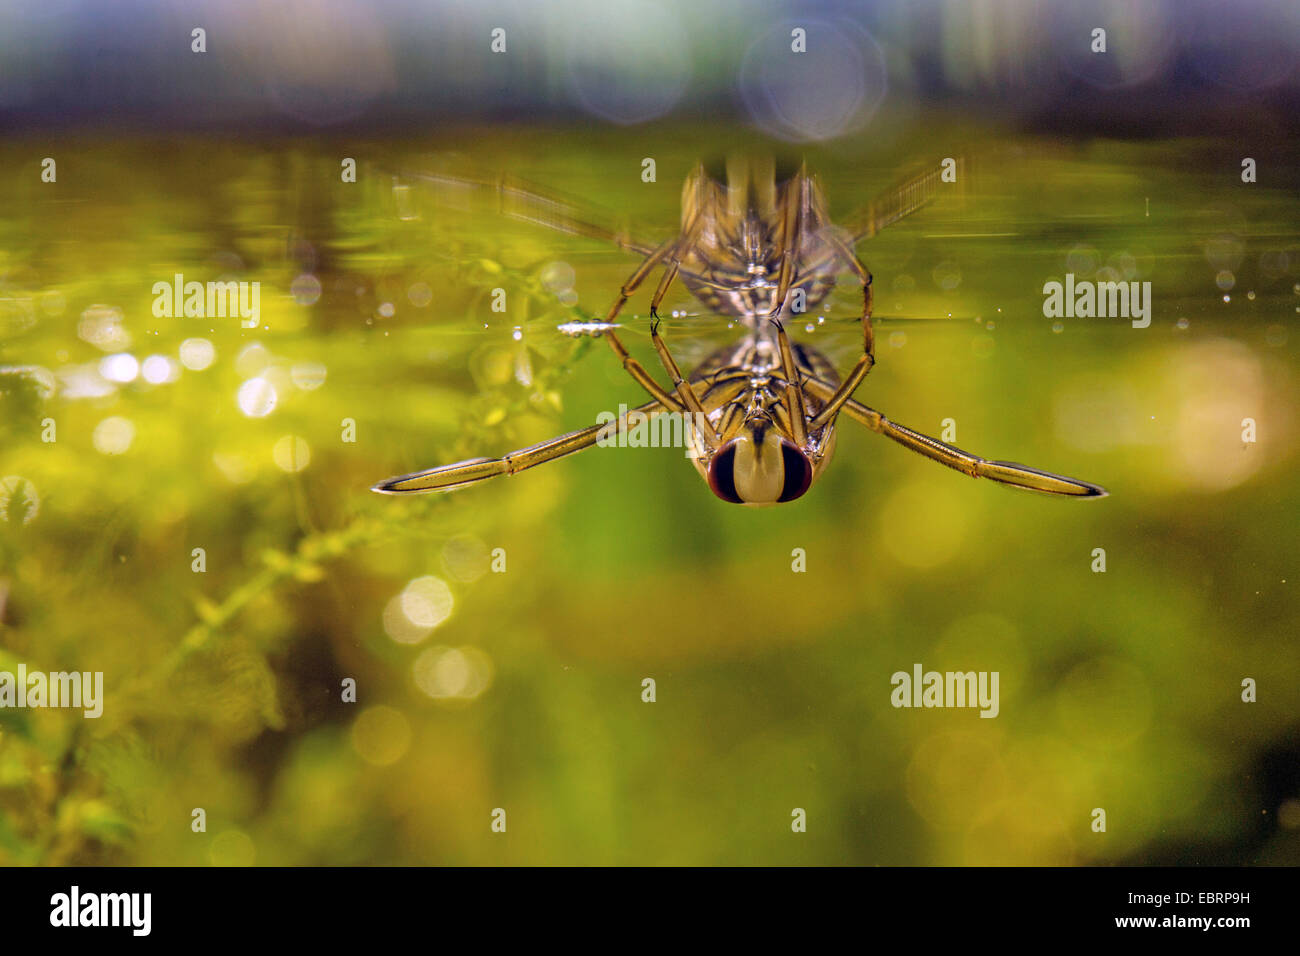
179,338,216,371
351,705,411,767
93,416,136,455
237,377,278,417
272,435,311,473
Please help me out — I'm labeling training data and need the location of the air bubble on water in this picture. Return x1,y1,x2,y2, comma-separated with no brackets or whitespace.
557,320,617,337
1223,295,1231,303
1246,291,1255,300
1215,269,1235,291
1176,317,1190,330
805,323,814,333
511,327,523,342
1052,322,1064,334
377,302,395,318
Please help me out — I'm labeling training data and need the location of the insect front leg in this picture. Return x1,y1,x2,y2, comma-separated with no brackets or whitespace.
771,320,809,447
649,319,719,449
769,163,810,317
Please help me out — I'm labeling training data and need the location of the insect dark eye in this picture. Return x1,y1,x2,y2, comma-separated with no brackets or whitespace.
778,443,813,502
706,444,744,503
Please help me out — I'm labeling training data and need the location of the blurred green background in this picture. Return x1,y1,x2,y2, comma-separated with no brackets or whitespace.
1,0,1299,865
1,124,1297,865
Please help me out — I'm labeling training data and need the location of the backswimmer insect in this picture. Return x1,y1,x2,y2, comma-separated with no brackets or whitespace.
373,156,1106,504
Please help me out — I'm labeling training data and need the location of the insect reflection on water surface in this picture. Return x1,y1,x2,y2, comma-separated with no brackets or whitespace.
373,156,1107,505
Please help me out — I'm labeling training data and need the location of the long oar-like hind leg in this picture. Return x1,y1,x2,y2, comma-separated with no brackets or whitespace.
846,158,961,244
373,399,665,494
387,168,662,259
802,377,1106,498
389,164,716,415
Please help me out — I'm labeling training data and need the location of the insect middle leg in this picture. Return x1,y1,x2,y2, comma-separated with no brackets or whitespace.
602,239,687,412
810,236,875,430
648,208,706,320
